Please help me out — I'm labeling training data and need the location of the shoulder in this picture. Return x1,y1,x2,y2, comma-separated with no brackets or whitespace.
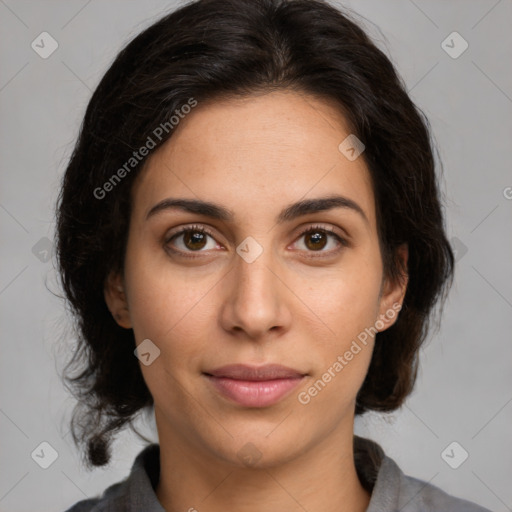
62,480,128,512
372,455,493,512
61,443,162,512
354,436,492,512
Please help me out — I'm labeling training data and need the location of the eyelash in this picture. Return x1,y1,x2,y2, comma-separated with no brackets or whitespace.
164,224,348,259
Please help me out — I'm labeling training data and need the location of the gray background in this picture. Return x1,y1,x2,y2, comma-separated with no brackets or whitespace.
1,1,511,511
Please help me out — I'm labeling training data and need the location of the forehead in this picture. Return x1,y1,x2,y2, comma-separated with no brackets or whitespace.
131,90,376,228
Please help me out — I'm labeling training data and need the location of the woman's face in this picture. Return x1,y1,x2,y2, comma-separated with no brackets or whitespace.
105,90,406,467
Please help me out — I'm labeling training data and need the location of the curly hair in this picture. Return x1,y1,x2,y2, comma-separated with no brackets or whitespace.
55,0,454,469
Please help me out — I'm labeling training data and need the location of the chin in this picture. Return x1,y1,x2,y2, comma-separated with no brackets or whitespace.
194,421,315,470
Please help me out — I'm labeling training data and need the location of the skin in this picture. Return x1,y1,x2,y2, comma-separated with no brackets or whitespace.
104,90,408,512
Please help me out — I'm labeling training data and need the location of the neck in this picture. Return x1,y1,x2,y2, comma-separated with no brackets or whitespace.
155,421,371,512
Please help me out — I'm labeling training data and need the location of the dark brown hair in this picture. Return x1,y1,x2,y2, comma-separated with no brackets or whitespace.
56,0,454,469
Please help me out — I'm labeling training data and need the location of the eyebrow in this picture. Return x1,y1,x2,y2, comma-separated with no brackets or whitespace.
145,195,369,225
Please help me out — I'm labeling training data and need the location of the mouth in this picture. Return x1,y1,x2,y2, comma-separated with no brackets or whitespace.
203,364,307,408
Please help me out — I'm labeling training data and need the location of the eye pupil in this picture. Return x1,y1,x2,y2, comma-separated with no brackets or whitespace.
184,230,207,250
306,231,327,250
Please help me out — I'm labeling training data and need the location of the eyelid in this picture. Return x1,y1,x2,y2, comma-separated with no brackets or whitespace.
165,223,216,241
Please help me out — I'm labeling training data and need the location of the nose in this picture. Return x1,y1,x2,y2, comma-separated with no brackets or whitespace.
219,245,292,341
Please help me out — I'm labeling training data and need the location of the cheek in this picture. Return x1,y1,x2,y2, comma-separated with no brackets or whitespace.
123,234,218,340
303,254,383,343
124,251,216,403
297,272,380,410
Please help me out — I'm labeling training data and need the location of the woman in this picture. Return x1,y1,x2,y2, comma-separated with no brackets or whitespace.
57,0,491,510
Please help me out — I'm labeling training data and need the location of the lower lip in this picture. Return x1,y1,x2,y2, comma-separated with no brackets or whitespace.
204,375,304,407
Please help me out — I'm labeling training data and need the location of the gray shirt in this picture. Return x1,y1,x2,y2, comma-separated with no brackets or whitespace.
63,436,492,512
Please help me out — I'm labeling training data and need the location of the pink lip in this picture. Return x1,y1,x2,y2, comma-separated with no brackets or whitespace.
203,364,306,408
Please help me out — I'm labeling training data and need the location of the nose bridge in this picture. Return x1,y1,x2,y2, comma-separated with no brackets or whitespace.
236,247,276,300
221,237,289,337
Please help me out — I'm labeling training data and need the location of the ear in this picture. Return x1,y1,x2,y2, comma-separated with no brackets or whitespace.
376,244,408,332
104,272,132,329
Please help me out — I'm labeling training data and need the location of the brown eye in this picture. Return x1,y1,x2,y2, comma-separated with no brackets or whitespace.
304,230,328,251
182,230,208,251
294,225,347,255
165,225,219,256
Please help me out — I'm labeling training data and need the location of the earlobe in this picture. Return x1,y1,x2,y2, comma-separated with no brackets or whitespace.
377,244,409,331
104,272,132,329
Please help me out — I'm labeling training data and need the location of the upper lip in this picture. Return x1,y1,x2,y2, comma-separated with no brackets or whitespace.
204,364,306,381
